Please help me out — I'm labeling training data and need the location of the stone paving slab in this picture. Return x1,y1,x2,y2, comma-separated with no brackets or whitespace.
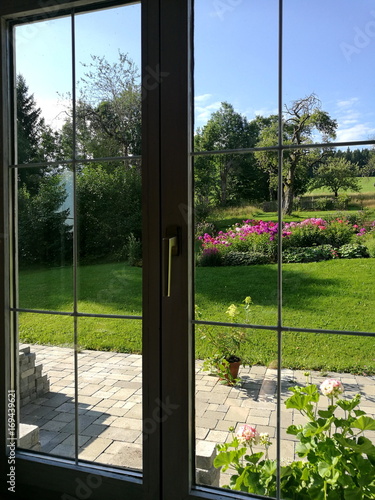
19,344,375,487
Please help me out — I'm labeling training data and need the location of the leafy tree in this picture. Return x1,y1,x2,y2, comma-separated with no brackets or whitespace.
17,74,63,191
194,102,268,206
365,149,375,177
311,157,361,197
18,175,72,266
61,52,141,159
255,94,337,214
77,164,141,262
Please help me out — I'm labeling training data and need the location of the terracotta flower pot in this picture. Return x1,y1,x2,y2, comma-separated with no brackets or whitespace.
219,356,241,385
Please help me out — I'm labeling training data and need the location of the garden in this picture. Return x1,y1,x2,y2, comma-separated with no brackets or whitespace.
196,212,375,267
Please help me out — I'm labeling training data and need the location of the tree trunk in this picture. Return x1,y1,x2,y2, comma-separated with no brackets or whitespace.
283,183,294,215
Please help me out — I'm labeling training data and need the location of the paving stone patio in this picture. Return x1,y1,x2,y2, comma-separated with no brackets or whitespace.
19,344,375,487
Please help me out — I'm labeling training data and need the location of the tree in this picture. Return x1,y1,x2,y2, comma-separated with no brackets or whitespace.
61,52,142,159
255,94,337,214
18,175,72,266
311,157,361,197
194,102,268,206
77,164,141,262
365,149,375,177
16,74,63,192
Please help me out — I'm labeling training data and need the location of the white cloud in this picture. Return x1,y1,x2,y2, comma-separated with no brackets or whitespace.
194,93,212,103
194,99,222,128
253,107,278,118
335,96,375,142
336,97,359,108
336,123,375,142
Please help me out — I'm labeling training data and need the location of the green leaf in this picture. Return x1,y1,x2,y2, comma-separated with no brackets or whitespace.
285,393,311,411
318,409,334,418
244,452,263,465
351,415,375,431
295,441,312,457
353,409,366,417
318,461,331,478
337,395,361,412
214,448,246,470
344,487,363,500
286,424,303,436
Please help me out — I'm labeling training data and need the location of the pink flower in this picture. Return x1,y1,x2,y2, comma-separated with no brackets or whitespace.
320,379,344,398
237,424,259,445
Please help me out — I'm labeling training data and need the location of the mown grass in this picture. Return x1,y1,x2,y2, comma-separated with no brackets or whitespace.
306,176,375,195
19,259,375,374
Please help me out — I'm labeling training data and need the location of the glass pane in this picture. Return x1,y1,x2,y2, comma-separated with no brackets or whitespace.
195,325,278,492
295,146,374,212
194,152,279,327
194,0,278,149
280,331,375,499
18,313,75,459
282,225,375,332
78,318,142,469
77,160,142,316
15,17,72,164
284,0,375,144
75,3,142,159
18,167,74,312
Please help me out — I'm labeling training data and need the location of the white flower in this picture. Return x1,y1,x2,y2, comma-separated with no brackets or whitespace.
320,379,344,398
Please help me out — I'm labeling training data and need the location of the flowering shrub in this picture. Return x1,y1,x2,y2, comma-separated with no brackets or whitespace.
214,380,375,498
197,215,375,266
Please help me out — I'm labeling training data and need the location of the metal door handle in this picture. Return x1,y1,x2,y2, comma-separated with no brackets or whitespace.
163,235,178,297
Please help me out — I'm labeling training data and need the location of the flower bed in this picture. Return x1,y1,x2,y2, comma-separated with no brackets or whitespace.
197,216,375,266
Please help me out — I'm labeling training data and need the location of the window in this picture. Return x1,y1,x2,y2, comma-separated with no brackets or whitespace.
0,1,374,499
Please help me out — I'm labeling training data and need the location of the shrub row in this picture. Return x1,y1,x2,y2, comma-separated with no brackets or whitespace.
197,243,370,267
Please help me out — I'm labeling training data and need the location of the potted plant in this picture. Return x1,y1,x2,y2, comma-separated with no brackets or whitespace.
198,297,252,386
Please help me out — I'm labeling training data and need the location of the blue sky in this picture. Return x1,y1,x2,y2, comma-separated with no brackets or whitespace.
16,0,375,143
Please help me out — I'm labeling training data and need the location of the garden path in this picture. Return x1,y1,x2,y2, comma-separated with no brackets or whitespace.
20,344,375,487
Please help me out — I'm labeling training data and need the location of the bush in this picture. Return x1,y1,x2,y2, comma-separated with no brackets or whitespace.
362,232,375,258
314,197,334,211
195,220,217,239
222,251,272,266
334,193,351,209
197,247,222,267
283,245,335,263
321,219,354,247
338,243,369,259
18,175,72,266
126,233,142,266
77,164,141,263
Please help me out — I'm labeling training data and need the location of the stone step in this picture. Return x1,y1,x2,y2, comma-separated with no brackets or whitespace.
19,423,41,451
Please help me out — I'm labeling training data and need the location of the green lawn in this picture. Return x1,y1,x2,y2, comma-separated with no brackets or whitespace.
306,176,375,196
208,207,347,231
19,259,375,374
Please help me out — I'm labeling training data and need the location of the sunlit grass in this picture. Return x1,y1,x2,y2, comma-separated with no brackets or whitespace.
19,259,375,374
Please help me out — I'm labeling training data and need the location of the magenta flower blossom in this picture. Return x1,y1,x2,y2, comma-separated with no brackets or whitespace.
320,379,344,398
